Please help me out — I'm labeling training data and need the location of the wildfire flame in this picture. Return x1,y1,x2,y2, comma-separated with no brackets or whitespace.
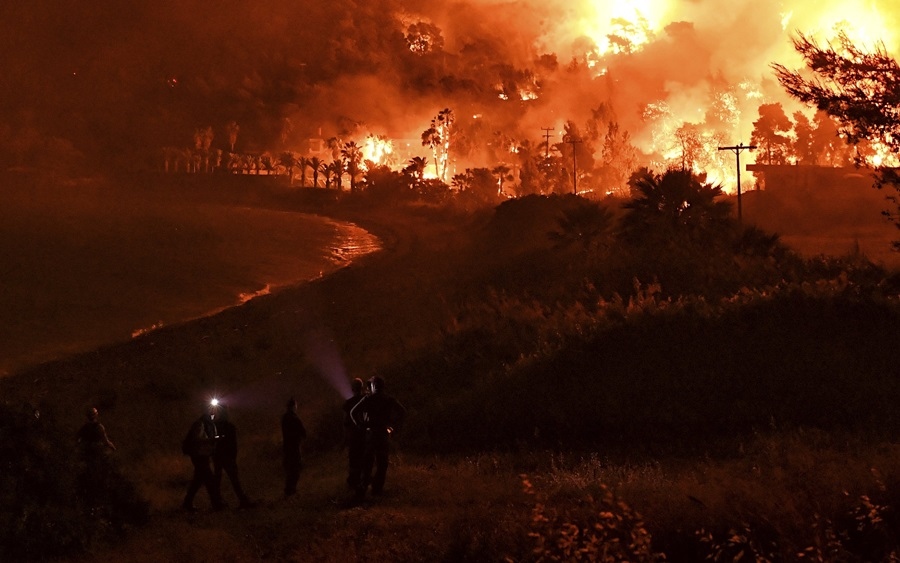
578,0,670,56
361,134,394,169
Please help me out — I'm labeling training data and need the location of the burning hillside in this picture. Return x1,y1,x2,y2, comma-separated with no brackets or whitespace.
1,0,899,194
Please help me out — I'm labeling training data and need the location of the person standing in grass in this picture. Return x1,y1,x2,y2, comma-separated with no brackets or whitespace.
342,377,368,491
76,406,117,456
181,402,224,512
76,406,118,508
350,376,406,499
281,397,307,497
212,403,253,509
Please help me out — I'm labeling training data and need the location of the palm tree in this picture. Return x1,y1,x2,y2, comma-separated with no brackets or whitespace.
297,156,311,187
279,152,297,184
309,156,323,187
325,136,342,161
403,156,428,192
421,126,442,178
421,108,454,181
406,156,427,181
491,164,512,196
341,141,363,192
330,160,345,190
622,168,733,243
226,121,240,153
548,200,615,253
320,162,334,189
318,159,331,188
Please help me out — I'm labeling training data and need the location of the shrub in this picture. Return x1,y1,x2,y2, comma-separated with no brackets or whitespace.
516,475,665,562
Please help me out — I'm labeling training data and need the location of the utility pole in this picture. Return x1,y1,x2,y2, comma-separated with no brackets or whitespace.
541,127,554,158
718,141,757,223
564,136,582,195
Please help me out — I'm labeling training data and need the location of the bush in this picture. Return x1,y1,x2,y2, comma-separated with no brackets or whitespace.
516,475,665,562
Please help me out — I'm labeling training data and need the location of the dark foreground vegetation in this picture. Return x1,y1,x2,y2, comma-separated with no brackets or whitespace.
2,173,900,562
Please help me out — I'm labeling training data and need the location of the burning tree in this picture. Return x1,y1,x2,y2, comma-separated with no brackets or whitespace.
598,121,638,197
406,22,444,55
421,108,454,181
673,123,704,171
555,122,595,195
773,31,900,245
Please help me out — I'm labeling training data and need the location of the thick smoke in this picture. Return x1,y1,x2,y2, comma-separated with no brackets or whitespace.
2,0,899,185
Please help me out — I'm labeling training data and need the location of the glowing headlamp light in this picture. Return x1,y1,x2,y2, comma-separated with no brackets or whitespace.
210,398,219,407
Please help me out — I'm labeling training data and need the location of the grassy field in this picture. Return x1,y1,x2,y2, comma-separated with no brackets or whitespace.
3,176,900,561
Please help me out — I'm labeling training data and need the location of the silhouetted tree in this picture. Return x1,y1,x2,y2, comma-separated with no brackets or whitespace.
226,121,240,153
328,160,343,190
452,167,498,206
548,198,615,254
673,123,703,171
792,112,817,165
320,161,335,189
554,121,594,194
298,156,311,187
341,141,363,192
811,110,852,167
599,121,638,197
621,167,733,244
751,103,793,165
364,165,410,202
515,140,543,196
309,156,324,187
773,32,900,242
279,151,296,184
403,156,428,191
773,32,900,152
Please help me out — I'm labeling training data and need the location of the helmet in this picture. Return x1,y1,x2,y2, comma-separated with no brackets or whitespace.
369,376,385,393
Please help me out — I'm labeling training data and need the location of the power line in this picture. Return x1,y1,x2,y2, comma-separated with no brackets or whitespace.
541,127,554,158
718,142,757,223
564,136,583,195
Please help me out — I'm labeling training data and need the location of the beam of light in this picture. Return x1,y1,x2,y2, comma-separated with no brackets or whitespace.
303,330,352,399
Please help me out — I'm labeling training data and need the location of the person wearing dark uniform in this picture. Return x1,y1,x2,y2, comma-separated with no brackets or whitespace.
181,403,224,512
350,376,406,499
281,397,307,497
76,407,117,456
76,406,117,507
342,378,367,491
212,404,253,509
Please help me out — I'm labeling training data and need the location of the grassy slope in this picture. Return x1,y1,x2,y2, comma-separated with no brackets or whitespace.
1,180,522,561
3,178,900,561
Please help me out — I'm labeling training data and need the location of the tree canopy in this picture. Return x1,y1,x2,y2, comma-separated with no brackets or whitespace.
773,32,900,150
773,31,900,244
